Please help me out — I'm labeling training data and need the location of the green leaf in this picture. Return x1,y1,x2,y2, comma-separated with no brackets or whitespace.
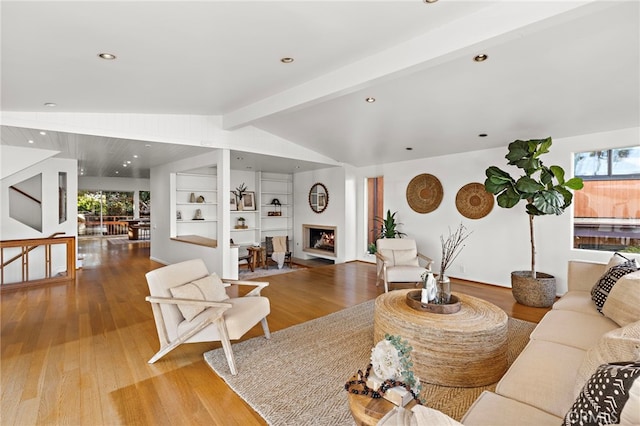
515,176,544,194
532,190,564,215
496,186,521,208
565,177,584,190
556,186,573,209
536,137,552,156
550,165,565,184
506,140,530,164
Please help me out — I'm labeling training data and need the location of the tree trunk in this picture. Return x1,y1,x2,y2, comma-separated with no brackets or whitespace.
529,213,536,279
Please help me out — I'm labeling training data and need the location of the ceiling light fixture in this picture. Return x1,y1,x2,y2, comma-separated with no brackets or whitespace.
280,57,294,63
365,97,376,103
28,140,34,144
44,102,57,107
133,155,138,158
39,131,46,135
98,53,117,60
424,0,439,3
406,147,413,151
478,133,488,137
473,54,488,62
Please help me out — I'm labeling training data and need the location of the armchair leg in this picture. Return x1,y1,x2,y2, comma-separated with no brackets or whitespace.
148,315,216,364
216,318,238,375
261,317,271,339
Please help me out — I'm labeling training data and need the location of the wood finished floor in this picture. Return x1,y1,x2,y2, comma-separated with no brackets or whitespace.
1,239,549,425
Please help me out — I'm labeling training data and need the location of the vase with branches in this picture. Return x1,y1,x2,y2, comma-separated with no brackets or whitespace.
436,223,472,304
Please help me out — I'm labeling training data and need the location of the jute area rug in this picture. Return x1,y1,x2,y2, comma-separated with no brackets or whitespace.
204,299,536,426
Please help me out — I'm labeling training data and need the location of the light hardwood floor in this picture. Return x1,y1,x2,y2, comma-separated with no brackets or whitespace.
1,239,549,425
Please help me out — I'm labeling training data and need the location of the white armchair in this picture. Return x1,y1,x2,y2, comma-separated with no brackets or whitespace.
145,258,270,375
375,238,433,293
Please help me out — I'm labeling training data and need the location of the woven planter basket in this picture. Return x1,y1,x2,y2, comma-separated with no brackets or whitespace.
511,271,556,308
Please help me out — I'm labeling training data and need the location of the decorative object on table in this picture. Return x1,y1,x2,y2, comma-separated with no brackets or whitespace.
232,183,248,210
268,198,282,216
193,208,204,220
405,291,461,314
235,217,247,229
241,191,256,211
345,334,423,407
455,182,494,219
421,272,437,304
176,210,182,220
437,223,472,304
374,210,407,239
406,173,443,214
484,137,584,307
189,192,196,203
196,195,205,203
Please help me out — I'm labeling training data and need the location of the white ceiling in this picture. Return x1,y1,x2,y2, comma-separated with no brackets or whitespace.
1,1,638,177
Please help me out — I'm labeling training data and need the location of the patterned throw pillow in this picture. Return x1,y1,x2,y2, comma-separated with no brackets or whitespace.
591,259,640,312
169,273,229,321
564,362,640,426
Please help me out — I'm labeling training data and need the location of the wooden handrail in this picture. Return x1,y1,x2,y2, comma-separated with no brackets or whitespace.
1,232,65,269
9,185,42,204
1,234,76,290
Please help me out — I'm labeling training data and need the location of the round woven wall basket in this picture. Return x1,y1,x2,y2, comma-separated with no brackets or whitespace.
406,174,443,214
455,182,494,219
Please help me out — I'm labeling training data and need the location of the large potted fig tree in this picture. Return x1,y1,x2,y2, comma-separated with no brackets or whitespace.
484,137,584,307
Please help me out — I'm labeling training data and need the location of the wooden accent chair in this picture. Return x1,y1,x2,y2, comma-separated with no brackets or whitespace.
375,238,433,293
145,258,270,375
265,236,292,269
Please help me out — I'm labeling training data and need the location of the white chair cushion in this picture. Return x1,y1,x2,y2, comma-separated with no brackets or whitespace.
170,273,229,321
179,296,270,342
386,265,425,283
379,248,419,267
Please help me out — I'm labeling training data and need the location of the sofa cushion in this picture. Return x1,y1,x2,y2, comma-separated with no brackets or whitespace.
602,270,640,327
461,391,561,426
574,320,640,395
170,273,229,321
564,362,640,426
591,259,639,312
530,309,618,350
552,291,601,316
495,340,586,418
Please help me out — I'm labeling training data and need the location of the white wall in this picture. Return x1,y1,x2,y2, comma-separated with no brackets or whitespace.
353,127,640,294
1,156,78,280
293,166,354,263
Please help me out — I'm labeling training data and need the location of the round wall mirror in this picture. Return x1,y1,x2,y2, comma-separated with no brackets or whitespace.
309,183,329,213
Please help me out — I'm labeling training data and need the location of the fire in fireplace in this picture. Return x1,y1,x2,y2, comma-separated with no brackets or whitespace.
303,224,337,257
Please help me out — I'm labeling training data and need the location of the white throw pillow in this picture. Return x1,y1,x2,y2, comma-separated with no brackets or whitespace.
602,270,640,327
169,273,229,321
574,320,640,397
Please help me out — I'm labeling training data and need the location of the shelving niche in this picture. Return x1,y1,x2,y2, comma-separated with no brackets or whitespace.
260,172,293,245
172,170,217,240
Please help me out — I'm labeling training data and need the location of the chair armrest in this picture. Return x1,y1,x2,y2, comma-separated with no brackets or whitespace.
145,296,232,309
374,252,387,264
221,279,269,297
417,253,434,270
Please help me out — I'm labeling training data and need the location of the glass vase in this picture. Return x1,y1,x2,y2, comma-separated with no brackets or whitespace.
436,275,451,305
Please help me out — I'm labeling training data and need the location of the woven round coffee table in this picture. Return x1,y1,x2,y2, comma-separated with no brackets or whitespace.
373,289,508,387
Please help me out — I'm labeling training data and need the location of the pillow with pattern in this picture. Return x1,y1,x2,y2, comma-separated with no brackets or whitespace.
591,259,640,312
563,362,640,426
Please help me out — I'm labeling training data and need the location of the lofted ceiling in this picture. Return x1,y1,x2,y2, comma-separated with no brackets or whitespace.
1,1,638,178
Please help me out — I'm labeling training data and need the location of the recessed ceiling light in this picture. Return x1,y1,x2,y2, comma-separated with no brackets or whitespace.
424,0,438,3
44,102,57,107
123,164,127,167
406,147,413,151
280,57,294,64
126,160,131,164
478,133,488,137
39,131,47,135
365,97,376,103
28,140,34,144
473,54,488,62
236,156,244,160
98,53,117,60
115,171,119,174
145,144,151,148
133,155,138,158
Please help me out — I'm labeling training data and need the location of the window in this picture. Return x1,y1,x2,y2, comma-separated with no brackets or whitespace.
366,177,384,254
573,146,640,252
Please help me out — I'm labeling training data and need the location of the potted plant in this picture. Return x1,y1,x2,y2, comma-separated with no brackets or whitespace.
484,137,583,307
375,210,407,239
237,217,246,228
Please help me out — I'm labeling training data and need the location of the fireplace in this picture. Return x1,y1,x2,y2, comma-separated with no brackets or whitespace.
303,224,337,258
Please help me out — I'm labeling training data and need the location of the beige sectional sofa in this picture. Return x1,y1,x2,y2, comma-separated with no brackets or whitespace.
381,258,640,425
